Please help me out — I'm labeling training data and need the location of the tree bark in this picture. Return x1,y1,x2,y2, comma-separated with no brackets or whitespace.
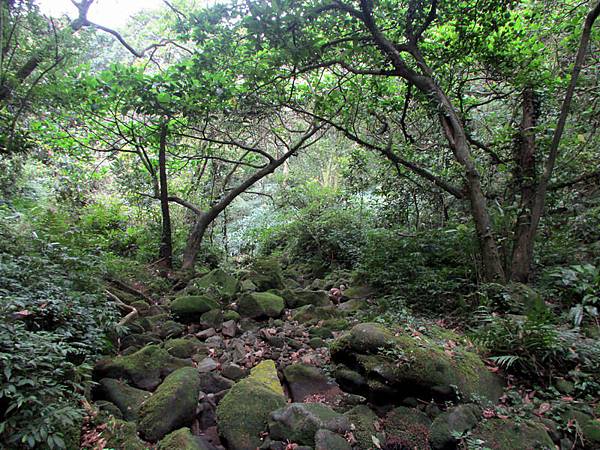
510,88,537,282
511,0,600,282
158,123,173,269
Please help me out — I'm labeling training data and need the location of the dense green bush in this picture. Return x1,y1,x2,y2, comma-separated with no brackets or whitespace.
357,225,479,312
0,209,118,449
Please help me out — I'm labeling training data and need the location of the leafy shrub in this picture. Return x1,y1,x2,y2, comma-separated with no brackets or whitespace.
0,210,118,449
472,308,568,378
357,226,478,313
548,264,599,327
252,183,371,273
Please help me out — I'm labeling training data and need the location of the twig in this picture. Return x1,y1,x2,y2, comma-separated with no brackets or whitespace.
105,290,138,326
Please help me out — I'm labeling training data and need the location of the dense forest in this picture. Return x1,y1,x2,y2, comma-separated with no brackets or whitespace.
1,0,600,448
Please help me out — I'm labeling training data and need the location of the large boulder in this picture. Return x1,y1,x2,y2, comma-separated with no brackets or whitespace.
244,258,284,291
216,360,286,450
282,289,330,309
429,404,480,449
191,268,239,298
158,428,214,450
269,403,352,446
469,418,554,449
137,367,201,442
94,345,191,391
330,323,503,403
283,363,341,402
98,378,151,421
163,337,205,359
344,405,381,450
561,408,600,448
292,304,340,323
238,292,284,319
170,295,220,322
383,406,431,449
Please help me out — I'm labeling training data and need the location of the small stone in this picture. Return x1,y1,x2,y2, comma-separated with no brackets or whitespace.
314,429,352,450
222,320,237,337
196,328,216,339
205,335,224,348
198,357,218,372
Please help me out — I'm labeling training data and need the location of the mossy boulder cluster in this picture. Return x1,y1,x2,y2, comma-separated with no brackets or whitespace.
170,295,220,322
94,345,191,390
237,291,285,318
330,322,503,403
216,360,286,450
137,367,201,441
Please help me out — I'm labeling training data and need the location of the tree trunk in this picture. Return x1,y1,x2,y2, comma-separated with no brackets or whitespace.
181,125,321,271
158,123,173,269
510,88,537,282
511,1,600,282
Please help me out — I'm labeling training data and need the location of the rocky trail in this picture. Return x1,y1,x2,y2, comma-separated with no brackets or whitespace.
83,261,590,450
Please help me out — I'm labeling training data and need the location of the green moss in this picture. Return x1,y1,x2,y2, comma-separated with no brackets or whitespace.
246,257,284,290
103,418,148,450
94,345,191,391
158,428,204,450
471,418,554,450
384,406,431,449
344,405,380,449
330,323,503,403
292,304,340,323
429,404,480,449
216,360,286,450
193,268,239,297
562,408,600,445
199,308,223,329
223,310,241,321
99,378,151,421
238,292,284,319
137,367,201,442
321,318,350,330
170,295,219,320
163,338,202,359
284,289,330,308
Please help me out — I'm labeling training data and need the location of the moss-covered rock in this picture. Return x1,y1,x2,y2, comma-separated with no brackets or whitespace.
314,429,352,450
191,268,239,298
170,295,220,322
158,428,209,450
321,318,350,331
163,337,204,359
470,418,554,449
238,292,284,319
223,310,241,321
102,418,148,450
330,323,503,403
199,308,223,330
157,320,186,339
98,378,151,421
561,408,600,447
240,279,257,292
429,404,480,449
216,360,286,450
94,400,123,419
137,367,201,442
269,403,351,446
283,289,330,309
94,345,192,391
292,304,341,323
283,363,340,402
245,257,285,291
384,406,431,450
344,405,381,450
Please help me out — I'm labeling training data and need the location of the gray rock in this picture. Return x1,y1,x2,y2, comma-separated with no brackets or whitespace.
315,429,352,450
198,357,218,372
269,403,351,446
222,320,237,337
